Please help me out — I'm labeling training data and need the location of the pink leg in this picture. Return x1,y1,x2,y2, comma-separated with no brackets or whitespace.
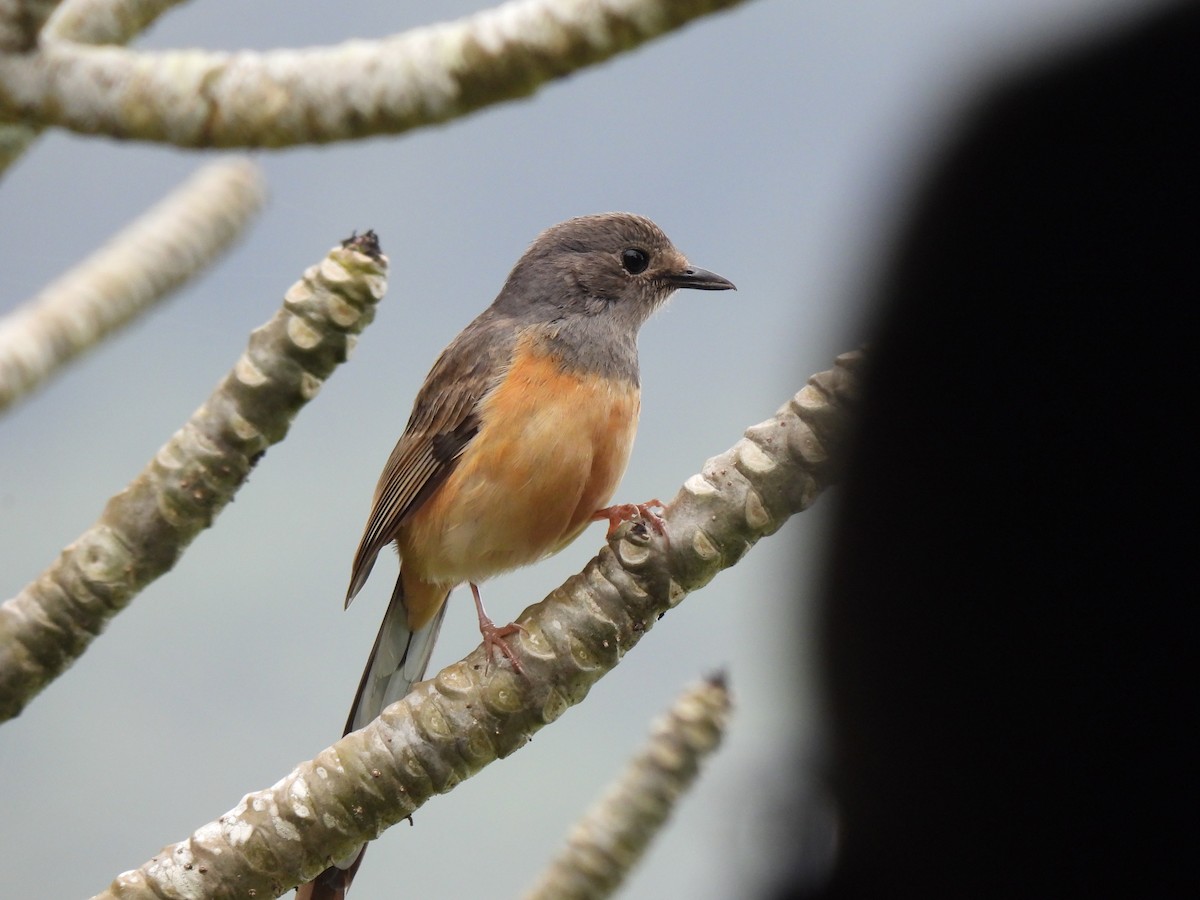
592,498,667,537
471,583,525,674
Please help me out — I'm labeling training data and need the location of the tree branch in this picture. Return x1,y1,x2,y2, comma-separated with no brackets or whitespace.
0,0,62,52
0,232,389,723
523,673,733,900
42,0,188,45
93,351,862,900
0,0,748,148
0,0,186,174
0,157,266,413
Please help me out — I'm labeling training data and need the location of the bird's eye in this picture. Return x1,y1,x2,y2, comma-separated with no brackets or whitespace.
621,248,650,275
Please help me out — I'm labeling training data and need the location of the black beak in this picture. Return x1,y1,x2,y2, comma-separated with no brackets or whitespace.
667,265,736,292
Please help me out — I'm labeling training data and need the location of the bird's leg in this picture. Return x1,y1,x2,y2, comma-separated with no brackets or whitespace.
592,498,667,538
471,582,525,674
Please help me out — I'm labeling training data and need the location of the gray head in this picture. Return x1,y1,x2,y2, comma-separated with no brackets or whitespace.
492,213,735,334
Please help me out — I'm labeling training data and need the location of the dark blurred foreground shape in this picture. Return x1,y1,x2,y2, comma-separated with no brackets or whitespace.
789,2,1197,896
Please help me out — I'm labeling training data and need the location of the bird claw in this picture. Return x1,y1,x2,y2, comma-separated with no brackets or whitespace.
471,582,525,674
479,616,526,675
593,499,668,538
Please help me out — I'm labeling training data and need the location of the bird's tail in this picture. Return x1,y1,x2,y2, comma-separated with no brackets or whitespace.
344,573,450,735
296,574,450,898
294,849,364,900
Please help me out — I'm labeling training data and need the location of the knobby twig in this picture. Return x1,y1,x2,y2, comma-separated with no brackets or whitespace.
0,232,389,722
523,673,733,900
94,351,863,899
0,157,265,413
0,0,748,149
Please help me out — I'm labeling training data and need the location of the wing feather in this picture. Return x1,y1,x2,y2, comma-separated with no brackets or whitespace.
345,313,519,604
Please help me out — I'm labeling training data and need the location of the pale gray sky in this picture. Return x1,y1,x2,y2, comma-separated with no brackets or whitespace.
0,2,1151,897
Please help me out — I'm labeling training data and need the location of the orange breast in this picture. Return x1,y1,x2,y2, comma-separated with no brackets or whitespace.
398,335,640,594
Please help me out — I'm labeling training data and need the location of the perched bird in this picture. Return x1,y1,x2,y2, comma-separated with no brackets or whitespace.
297,213,734,899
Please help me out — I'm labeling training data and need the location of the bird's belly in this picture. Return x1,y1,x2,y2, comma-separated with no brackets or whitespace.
400,350,640,585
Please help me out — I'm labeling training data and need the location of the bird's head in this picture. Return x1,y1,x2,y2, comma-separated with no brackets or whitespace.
495,212,735,332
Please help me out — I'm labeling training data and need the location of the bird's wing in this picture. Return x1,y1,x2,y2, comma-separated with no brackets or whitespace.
345,314,516,605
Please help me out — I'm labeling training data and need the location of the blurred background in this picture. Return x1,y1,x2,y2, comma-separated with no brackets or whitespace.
0,1,1154,897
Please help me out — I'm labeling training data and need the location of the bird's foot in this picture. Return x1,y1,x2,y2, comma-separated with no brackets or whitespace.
479,617,526,674
471,583,525,674
593,499,667,538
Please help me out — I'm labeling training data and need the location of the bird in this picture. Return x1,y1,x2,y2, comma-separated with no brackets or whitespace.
296,213,734,899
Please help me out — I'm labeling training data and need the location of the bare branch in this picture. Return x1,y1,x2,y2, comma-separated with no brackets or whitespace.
0,0,63,52
43,0,189,45
524,673,733,900
0,0,187,174
0,0,748,148
92,351,862,900
0,157,266,413
0,232,389,723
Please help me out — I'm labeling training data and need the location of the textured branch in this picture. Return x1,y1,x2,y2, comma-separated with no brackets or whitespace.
0,0,747,148
0,0,186,174
93,351,862,900
524,673,733,900
0,232,389,723
0,0,62,52
0,158,266,413
42,0,188,45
